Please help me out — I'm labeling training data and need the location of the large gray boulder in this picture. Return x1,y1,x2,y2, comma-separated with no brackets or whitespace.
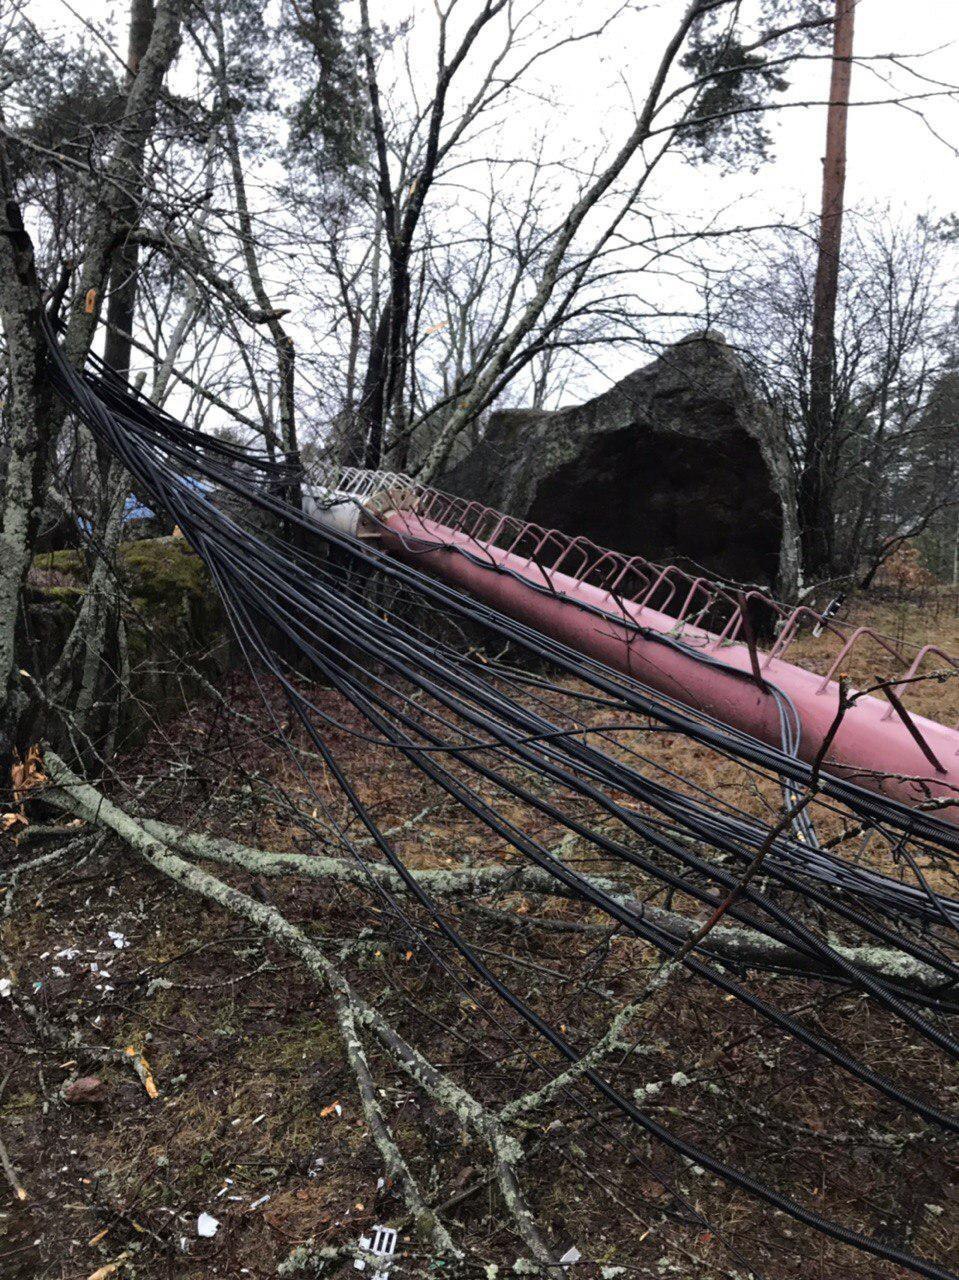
442,332,798,592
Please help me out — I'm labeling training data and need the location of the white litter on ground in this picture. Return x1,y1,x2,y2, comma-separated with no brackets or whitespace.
354,1225,398,1278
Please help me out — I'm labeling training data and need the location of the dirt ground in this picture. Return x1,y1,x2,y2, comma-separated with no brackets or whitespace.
1,588,958,1280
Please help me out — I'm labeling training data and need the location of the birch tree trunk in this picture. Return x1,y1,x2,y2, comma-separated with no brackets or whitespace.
0,153,53,762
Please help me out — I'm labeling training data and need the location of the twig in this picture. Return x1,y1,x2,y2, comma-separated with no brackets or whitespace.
2,834,95,917
0,1130,27,1202
44,752,555,1268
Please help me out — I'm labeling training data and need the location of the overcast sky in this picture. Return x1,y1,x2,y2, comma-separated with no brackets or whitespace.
429,0,959,236
41,0,959,405
51,0,959,221
379,0,959,395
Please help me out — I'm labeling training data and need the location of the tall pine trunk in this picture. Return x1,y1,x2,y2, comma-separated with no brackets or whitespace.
800,0,855,582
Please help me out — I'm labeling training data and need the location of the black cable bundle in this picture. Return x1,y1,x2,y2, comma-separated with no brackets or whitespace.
44,320,959,1280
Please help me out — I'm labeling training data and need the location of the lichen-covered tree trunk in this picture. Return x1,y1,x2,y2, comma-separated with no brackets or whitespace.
54,0,163,758
0,153,55,763
60,0,182,373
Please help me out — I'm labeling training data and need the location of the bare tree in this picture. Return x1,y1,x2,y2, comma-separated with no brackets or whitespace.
718,212,957,585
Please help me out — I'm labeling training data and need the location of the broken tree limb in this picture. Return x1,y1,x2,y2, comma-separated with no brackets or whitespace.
137,818,947,996
43,752,554,1267
326,971,458,1255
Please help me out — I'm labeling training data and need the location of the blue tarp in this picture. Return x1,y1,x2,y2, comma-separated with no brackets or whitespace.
124,494,155,521
76,478,214,532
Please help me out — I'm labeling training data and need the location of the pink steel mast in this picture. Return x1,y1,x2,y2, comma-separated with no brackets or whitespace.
307,470,959,825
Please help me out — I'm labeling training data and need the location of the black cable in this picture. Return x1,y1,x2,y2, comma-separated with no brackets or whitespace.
42,323,959,1280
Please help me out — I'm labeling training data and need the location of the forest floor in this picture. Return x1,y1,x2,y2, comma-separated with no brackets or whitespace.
1,587,958,1280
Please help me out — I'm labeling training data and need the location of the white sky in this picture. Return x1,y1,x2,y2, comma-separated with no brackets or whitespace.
478,0,959,227
35,0,959,407
48,0,959,223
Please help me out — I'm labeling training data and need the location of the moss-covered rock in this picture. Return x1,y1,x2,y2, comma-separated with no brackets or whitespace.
27,537,233,740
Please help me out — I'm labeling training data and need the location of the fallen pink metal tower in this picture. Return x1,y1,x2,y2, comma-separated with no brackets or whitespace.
308,468,959,824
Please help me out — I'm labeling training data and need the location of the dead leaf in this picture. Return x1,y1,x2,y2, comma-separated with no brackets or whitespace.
11,744,45,798
4,746,47,835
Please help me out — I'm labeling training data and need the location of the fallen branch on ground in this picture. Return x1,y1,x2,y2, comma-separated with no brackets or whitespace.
137,817,947,995
44,752,555,1268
